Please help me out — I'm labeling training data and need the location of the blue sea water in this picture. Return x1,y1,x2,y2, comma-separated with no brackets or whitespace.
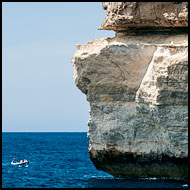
2,132,188,188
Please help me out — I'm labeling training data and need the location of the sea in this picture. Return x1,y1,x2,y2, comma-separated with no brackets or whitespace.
2,132,188,188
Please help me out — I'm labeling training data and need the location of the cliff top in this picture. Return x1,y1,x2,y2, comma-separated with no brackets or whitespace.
99,2,188,31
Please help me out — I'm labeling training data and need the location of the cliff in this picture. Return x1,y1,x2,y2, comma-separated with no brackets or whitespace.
100,2,188,30
71,2,188,180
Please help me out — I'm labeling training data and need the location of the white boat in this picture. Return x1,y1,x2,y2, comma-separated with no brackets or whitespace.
11,161,22,165
11,161,29,167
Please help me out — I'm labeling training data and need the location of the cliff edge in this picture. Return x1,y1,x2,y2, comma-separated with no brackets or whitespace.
72,2,188,180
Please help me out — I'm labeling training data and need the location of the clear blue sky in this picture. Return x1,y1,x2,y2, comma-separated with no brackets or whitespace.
2,2,114,132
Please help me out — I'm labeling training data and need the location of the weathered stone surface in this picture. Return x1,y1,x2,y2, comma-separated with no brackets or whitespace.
71,2,188,180
72,34,188,180
100,2,188,31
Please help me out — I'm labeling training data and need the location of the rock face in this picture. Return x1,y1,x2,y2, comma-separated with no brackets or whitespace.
71,2,188,180
100,2,188,30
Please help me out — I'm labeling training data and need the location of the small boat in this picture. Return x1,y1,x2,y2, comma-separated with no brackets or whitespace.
11,160,29,167
11,161,22,166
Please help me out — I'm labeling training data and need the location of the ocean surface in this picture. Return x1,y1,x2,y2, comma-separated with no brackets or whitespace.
2,132,188,188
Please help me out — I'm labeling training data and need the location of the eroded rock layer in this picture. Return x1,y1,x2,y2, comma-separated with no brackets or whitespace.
71,2,188,180
100,2,188,31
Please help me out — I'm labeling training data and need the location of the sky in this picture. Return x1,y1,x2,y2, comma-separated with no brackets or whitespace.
2,2,114,132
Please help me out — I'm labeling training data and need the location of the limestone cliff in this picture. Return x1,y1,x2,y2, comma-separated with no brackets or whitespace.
72,2,188,180
100,2,188,30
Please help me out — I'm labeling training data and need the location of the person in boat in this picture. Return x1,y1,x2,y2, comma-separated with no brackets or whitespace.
12,158,17,163
25,159,29,165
